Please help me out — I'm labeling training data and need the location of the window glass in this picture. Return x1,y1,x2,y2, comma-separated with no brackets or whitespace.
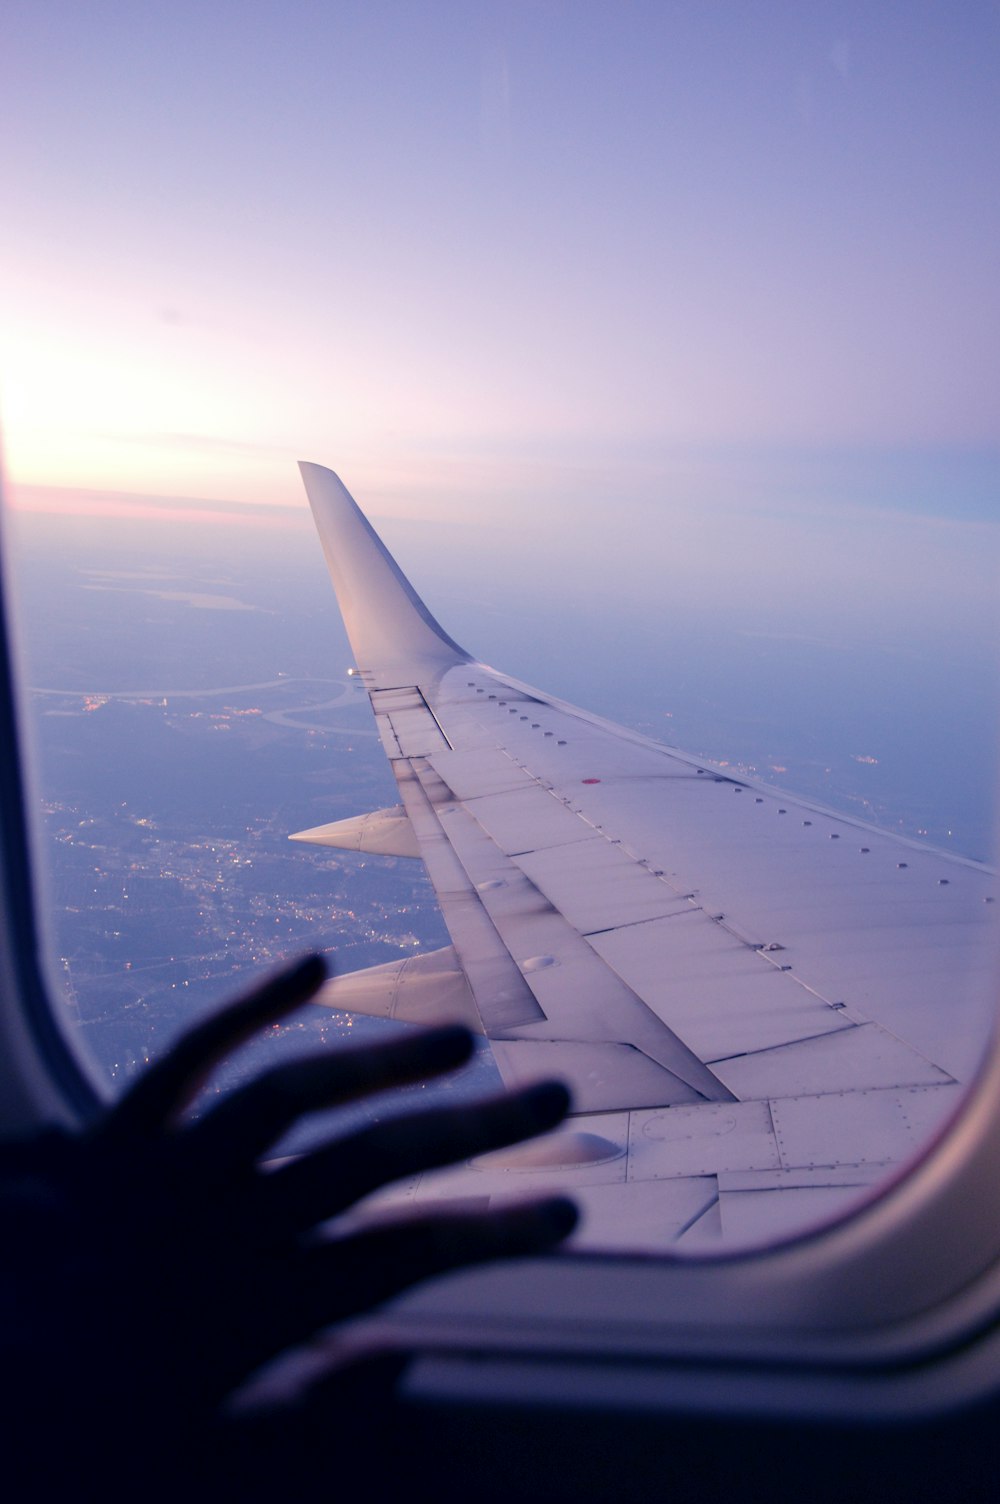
2,2,998,1247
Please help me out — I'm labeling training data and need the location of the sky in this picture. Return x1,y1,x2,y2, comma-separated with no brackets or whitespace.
1,0,997,527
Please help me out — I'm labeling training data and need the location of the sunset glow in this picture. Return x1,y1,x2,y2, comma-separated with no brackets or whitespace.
1,2,996,526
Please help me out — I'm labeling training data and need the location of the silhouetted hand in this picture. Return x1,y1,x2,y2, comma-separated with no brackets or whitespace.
1,956,575,1501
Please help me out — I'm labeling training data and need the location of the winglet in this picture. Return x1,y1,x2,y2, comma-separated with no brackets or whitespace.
298,462,470,687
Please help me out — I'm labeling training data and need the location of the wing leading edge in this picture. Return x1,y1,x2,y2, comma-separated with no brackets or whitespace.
295,463,997,1251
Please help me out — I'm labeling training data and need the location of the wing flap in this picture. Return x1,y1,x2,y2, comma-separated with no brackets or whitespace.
394,761,547,1033
709,1020,953,1099
411,757,730,1099
590,911,852,1063
490,1038,704,1112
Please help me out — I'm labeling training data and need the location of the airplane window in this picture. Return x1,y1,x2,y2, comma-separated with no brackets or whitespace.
1,3,997,1254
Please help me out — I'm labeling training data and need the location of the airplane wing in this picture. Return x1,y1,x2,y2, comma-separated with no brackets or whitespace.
293,462,997,1250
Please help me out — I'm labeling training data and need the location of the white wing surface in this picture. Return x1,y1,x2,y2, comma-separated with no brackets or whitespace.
295,463,997,1250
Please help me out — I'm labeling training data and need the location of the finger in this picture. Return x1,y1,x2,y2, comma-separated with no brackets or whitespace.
223,1349,409,1449
183,1024,475,1171
101,955,329,1141
300,1348,410,1408
262,1080,571,1231
241,1198,578,1375
216,1351,410,1493
290,1349,410,1433
321,1196,580,1313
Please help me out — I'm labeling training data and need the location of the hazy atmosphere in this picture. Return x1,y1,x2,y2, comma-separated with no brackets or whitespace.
3,2,997,508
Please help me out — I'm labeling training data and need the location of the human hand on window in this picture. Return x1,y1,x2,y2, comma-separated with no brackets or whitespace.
2,955,575,1499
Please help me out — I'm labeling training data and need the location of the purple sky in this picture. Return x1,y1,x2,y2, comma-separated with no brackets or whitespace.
1,1,997,519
